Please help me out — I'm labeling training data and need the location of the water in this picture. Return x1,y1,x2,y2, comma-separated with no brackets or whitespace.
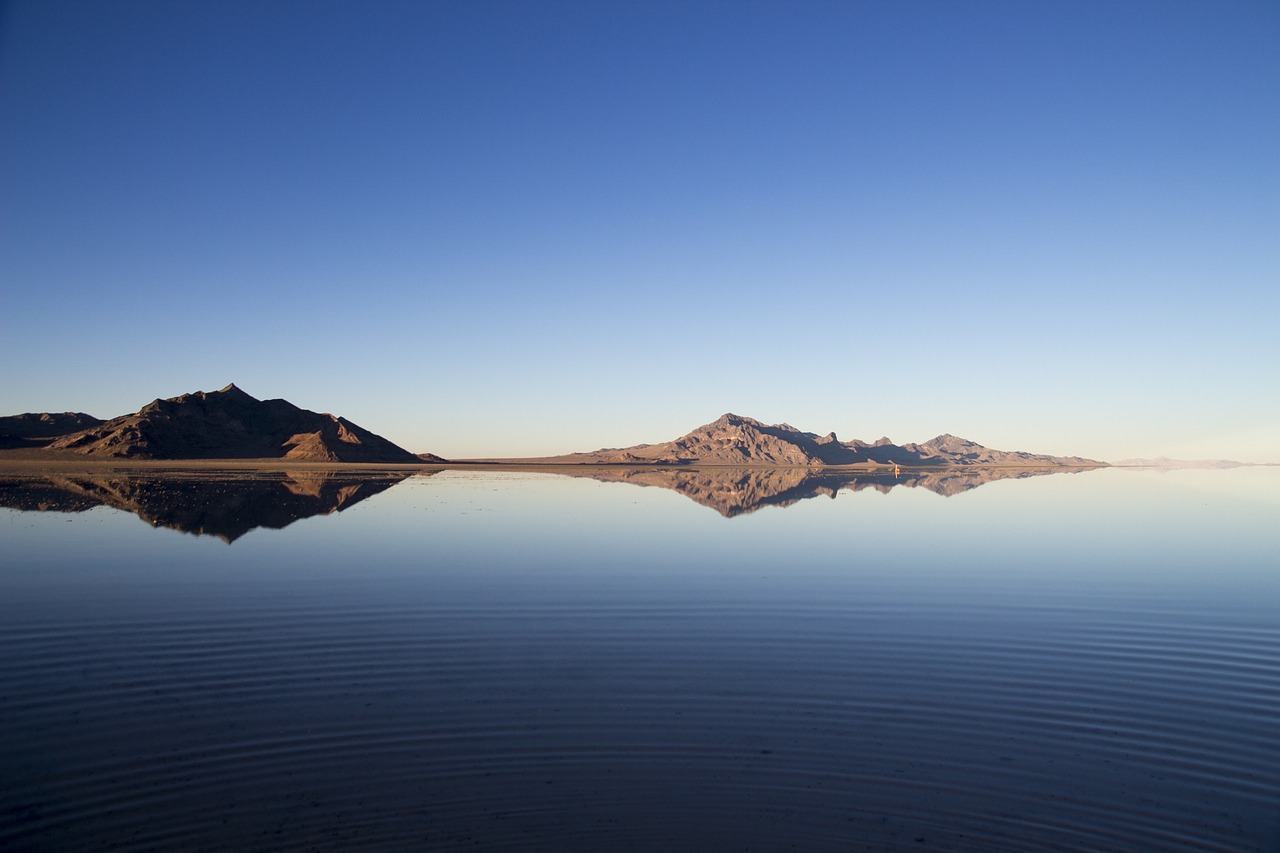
1,466,1277,850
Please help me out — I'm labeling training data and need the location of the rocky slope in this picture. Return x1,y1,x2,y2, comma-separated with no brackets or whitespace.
0,412,105,449
42,384,424,463
537,413,1104,468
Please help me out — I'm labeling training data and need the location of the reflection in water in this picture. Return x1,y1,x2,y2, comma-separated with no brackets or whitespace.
0,467,1277,851
566,465,1081,516
0,470,415,542
0,465,1093,533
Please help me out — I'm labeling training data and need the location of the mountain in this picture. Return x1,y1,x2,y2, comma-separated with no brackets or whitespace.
527,413,1104,468
0,412,104,449
0,469,415,542
41,384,424,463
1112,457,1259,469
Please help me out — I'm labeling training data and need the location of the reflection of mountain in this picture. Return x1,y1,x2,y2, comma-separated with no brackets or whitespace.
0,470,414,542
569,466,1081,517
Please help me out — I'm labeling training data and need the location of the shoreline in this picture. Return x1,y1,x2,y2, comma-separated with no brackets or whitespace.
0,454,1111,476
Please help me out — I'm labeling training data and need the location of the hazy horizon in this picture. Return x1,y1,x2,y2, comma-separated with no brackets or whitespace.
2,1,1276,462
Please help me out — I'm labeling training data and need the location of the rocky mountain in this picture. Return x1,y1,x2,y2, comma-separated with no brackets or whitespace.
41,384,424,463
571,465,1089,517
0,469,414,542
0,412,104,449
535,413,1104,468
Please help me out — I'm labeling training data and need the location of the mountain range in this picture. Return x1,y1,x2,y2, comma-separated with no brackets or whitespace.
3,388,1104,467
0,384,425,463
517,413,1104,468
0,412,105,449
1111,457,1262,469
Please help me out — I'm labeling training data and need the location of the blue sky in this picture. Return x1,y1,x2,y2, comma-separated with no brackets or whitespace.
2,0,1277,461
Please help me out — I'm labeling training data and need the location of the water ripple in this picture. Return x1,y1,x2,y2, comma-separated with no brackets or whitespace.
3,590,1277,852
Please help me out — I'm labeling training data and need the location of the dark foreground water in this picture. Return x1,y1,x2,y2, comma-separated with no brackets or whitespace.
1,466,1277,851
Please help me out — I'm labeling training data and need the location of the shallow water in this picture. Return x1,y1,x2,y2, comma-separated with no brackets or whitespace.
1,466,1277,850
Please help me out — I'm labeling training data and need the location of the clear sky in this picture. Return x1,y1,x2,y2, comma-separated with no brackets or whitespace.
2,0,1277,462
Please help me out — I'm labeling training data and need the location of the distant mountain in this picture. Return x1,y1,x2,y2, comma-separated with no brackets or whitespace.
571,465,1081,517
1112,457,1255,469
0,412,104,449
528,413,1104,468
0,470,415,542
40,384,424,463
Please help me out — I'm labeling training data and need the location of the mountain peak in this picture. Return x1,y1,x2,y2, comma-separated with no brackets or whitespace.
46,386,423,463
924,433,979,448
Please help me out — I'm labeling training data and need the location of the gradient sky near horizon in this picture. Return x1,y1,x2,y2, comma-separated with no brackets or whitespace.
2,0,1277,462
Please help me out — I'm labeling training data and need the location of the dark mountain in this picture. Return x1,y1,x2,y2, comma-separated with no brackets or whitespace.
0,412,104,449
532,413,1104,468
43,384,424,463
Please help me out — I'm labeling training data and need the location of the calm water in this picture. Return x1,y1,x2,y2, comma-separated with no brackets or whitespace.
1,466,1277,851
